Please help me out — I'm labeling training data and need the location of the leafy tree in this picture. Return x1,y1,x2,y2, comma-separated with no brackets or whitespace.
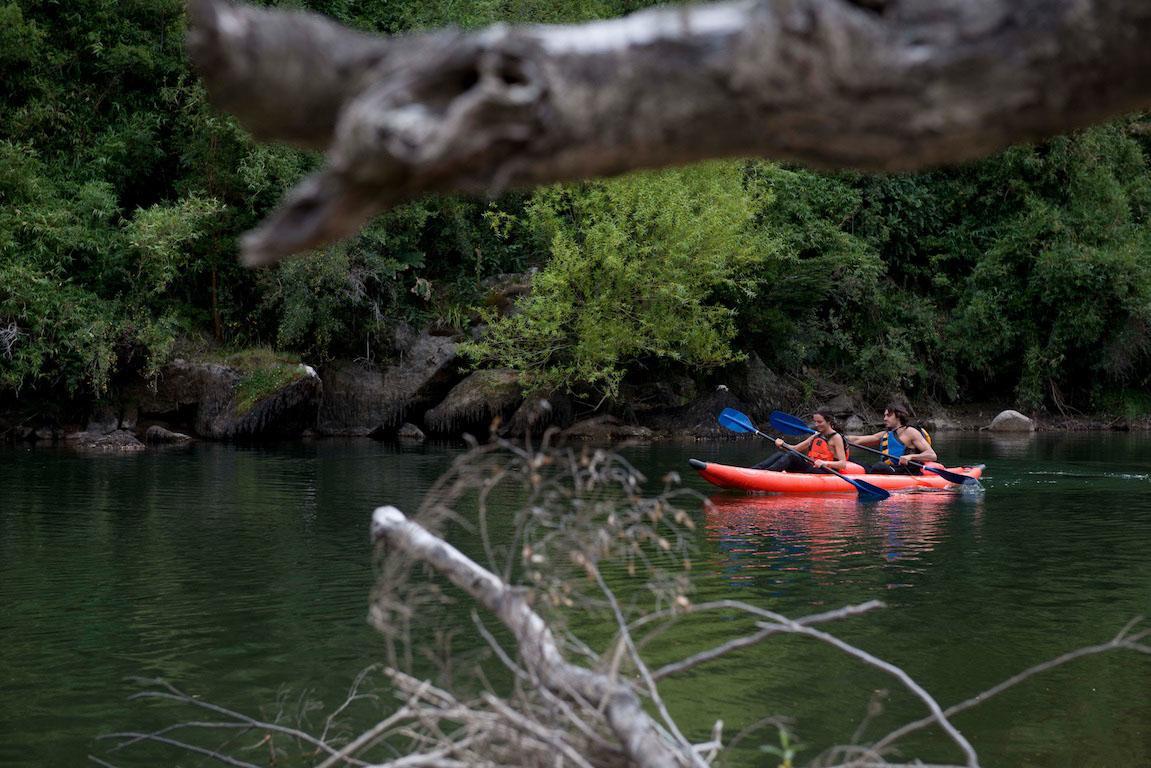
946,127,1151,409
464,163,761,396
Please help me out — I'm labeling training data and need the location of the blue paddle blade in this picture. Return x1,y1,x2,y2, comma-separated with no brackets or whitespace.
718,407,757,434
922,464,979,485
815,463,889,501
770,410,814,436
848,476,890,501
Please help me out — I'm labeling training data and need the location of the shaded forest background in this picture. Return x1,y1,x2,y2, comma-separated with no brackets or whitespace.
3,0,1151,417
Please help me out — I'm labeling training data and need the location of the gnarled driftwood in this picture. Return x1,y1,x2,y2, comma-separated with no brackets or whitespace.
186,0,1151,266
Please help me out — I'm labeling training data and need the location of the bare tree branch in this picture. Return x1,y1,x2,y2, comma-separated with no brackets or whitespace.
88,757,125,768
98,731,263,768
747,617,979,767
471,609,627,760
370,504,694,768
126,678,364,764
634,598,884,681
320,666,383,747
481,693,598,768
312,707,415,768
104,721,254,752
590,564,706,768
187,0,1151,265
868,618,1151,759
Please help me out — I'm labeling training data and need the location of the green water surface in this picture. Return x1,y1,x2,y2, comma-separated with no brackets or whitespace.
2,433,1149,767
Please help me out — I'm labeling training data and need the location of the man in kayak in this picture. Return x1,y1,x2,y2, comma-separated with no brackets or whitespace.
847,403,936,474
752,410,850,472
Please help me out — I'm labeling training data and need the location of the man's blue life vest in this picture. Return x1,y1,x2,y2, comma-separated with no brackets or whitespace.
879,426,933,464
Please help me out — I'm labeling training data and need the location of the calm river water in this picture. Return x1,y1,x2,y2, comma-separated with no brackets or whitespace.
2,433,1149,767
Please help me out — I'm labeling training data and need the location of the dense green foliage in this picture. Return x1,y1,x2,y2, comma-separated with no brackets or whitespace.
463,164,761,395
848,126,1151,409
2,0,1150,413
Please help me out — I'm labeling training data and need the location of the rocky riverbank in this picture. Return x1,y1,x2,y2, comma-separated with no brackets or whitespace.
1,334,1146,450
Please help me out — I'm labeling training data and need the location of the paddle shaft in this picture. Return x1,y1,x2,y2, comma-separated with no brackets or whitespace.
847,438,931,469
759,429,866,486
717,408,888,499
838,434,975,483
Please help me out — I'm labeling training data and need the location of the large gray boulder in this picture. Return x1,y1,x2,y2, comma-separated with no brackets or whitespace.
424,369,523,436
143,359,237,414
32,426,57,442
842,414,867,433
144,425,194,444
923,412,963,431
823,392,862,419
318,332,462,435
619,373,698,413
66,429,146,452
84,404,121,435
80,401,138,435
563,415,654,441
198,364,322,438
317,363,391,436
503,393,574,438
126,358,235,432
132,358,322,439
396,422,426,441
987,409,1035,432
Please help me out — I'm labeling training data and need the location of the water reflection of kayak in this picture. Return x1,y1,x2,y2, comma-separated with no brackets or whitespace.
705,490,963,517
688,459,983,494
704,491,973,569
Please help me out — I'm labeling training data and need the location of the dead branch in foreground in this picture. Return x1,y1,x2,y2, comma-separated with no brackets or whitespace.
95,441,1151,768
185,0,1151,265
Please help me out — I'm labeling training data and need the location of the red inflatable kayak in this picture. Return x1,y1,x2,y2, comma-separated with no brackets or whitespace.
689,459,983,494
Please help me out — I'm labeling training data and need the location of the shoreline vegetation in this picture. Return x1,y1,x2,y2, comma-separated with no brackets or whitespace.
3,1,1150,443
2,342,1146,450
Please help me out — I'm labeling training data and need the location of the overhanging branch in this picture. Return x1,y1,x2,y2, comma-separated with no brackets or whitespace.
186,0,1151,265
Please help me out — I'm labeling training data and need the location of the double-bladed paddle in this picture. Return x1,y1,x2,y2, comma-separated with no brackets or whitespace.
717,407,890,501
769,409,979,486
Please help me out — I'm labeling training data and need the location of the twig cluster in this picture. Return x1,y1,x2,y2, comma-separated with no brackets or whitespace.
1,321,20,360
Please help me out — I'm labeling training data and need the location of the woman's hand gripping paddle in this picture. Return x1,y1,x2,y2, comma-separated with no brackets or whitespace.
718,408,890,501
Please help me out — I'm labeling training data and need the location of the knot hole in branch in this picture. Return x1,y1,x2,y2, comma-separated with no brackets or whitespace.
479,47,544,105
845,0,892,14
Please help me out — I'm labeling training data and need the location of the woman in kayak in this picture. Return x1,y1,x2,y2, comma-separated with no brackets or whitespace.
847,403,936,474
752,410,849,473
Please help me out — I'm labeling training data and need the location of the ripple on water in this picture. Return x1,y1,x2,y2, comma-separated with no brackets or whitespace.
4,436,1151,768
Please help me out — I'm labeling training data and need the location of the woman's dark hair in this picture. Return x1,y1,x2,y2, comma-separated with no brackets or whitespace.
813,409,838,430
884,402,910,426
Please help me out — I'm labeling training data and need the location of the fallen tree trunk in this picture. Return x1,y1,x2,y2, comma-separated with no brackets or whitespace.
370,505,695,768
186,0,1151,265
